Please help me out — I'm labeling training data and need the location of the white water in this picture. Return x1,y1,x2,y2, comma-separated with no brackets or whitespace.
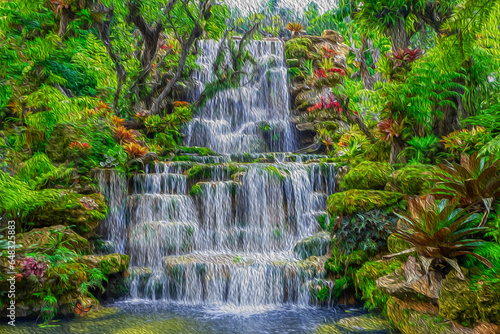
185,40,299,154
96,40,337,308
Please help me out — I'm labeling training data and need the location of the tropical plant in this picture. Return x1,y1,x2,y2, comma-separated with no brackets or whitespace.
429,153,500,214
384,196,492,280
400,135,439,164
440,126,491,159
286,22,305,33
123,142,148,158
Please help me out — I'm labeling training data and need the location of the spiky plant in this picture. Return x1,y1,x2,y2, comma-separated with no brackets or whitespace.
429,153,500,215
286,22,305,33
384,196,492,280
123,142,148,158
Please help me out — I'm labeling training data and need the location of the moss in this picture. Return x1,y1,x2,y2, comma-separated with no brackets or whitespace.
16,225,88,254
355,259,403,314
190,183,203,196
385,164,436,195
293,232,331,259
285,38,314,59
176,146,216,156
341,161,393,190
186,164,238,180
80,253,129,275
327,190,405,216
264,165,284,180
387,297,453,334
30,193,108,236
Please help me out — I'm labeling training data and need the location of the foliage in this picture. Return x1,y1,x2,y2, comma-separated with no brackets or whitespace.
400,135,439,164
385,196,492,280
327,190,405,216
355,259,403,313
429,153,500,209
340,161,393,190
335,209,398,254
440,127,491,159
286,22,305,33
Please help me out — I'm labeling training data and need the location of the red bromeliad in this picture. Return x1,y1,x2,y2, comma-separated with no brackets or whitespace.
307,95,343,114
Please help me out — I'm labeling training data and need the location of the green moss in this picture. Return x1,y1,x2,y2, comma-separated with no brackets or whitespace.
385,164,436,195
285,38,314,59
264,165,284,180
187,164,238,180
190,184,203,196
176,146,216,156
355,259,403,314
341,161,393,190
327,190,405,216
293,232,331,259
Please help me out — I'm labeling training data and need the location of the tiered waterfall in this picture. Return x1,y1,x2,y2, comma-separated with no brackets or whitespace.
97,39,337,308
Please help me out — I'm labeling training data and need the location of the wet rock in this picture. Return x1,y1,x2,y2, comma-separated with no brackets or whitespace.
293,231,331,259
296,122,315,131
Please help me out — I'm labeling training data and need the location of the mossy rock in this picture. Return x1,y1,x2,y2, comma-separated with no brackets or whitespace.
341,161,393,190
285,38,314,59
337,314,395,332
30,192,107,236
355,259,403,313
438,269,500,326
16,225,88,254
45,123,83,162
327,190,405,216
176,146,216,156
293,231,331,259
80,253,129,275
186,164,238,180
387,297,454,334
385,164,436,195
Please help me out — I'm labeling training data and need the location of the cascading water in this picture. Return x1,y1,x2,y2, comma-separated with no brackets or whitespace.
185,40,299,154
97,40,337,309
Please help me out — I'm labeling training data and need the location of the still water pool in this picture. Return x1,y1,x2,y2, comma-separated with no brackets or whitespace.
1,302,394,334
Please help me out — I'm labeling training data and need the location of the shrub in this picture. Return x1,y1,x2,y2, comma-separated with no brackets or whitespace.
341,161,393,190
335,209,398,255
384,196,492,280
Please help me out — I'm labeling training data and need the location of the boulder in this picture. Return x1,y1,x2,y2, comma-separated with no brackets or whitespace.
376,257,442,301
321,30,345,44
337,314,394,332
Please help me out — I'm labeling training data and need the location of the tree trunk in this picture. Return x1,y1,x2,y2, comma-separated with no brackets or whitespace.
389,17,410,51
390,139,406,165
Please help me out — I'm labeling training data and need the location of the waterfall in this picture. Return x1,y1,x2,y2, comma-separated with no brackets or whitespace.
99,40,337,308
184,40,299,154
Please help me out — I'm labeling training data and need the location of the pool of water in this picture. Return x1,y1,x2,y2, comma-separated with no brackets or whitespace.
2,302,393,334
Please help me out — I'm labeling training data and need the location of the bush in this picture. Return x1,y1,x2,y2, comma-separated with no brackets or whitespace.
341,161,393,190
327,190,405,216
